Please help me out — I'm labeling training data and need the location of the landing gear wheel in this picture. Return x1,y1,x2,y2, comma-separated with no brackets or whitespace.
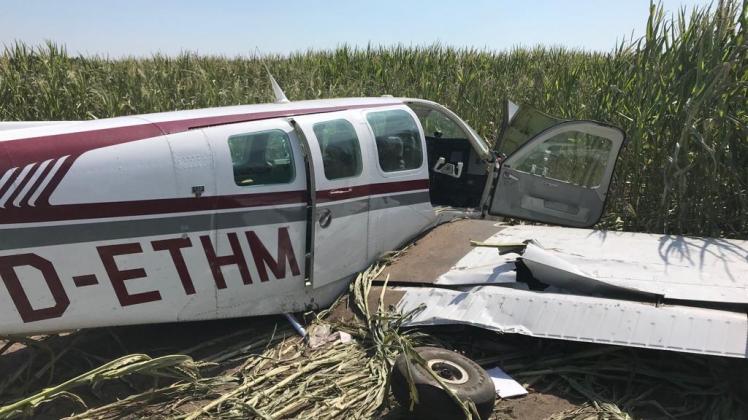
391,346,496,419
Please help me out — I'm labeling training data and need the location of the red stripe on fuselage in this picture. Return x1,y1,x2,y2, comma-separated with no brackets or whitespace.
0,167,20,203
0,103,400,170
20,159,56,207
5,162,40,207
0,180,429,224
316,179,429,202
0,102,400,207
0,190,306,224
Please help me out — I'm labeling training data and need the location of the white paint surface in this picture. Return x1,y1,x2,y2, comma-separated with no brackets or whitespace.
504,226,748,304
436,225,748,305
420,225,748,357
398,285,748,358
486,367,528,398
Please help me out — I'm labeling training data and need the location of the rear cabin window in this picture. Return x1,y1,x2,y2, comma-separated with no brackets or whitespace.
366,110,423,172
312,119,363,180
228,130,295,186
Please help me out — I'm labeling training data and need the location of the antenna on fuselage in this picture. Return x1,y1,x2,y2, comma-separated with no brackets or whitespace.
257,48,289,103
268,71,289,103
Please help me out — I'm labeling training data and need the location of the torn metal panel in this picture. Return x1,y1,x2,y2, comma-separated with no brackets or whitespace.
397,286,748,358
434,243,518,286
521,242,663,299
451,225,748,305
486,367,528,398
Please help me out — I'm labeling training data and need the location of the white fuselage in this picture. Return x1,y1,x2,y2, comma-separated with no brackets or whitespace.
0,98,463,334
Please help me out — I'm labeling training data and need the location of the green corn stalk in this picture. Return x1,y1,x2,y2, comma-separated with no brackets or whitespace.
0,354,207,419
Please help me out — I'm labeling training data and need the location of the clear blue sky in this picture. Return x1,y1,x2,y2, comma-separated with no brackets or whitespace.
1,0,712,57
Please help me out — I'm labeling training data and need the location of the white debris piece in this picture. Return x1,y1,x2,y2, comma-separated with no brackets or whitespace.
308,324,354,348
485,367,528,398
435,243,518,286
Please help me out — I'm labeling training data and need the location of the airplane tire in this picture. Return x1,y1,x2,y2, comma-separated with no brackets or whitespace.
391,346,496,419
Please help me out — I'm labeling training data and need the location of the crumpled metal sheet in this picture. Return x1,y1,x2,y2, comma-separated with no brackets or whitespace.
397,285,748,358
520,242,662,299
436,225,748,305
434,244,518,286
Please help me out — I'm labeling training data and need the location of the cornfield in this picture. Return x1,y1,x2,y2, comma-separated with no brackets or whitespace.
1,4,746,418
0,1,745,238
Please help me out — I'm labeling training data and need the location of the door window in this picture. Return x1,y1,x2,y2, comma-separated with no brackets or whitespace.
497,102,563,157
366,109,423,172
312,119,363,180
489,119,625,228
228,129,295,186
408,103,467,139
512,130,613,188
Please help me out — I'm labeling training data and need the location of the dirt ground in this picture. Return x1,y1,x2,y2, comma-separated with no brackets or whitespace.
2,314,746,419
0,320,582,420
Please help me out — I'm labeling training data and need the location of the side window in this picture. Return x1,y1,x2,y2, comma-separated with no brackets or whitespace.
228,129,295,186
513,130,613,188
366,109,423,172
312,119,363,180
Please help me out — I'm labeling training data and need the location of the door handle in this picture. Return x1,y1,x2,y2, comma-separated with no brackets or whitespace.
542,180,559,188
318,208,332,228
503,171,520,182
329,187,353,196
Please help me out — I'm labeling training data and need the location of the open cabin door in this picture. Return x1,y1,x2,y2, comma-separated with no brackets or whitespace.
488,102,625,228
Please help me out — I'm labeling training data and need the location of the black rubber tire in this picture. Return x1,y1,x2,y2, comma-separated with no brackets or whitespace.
391,346,496,419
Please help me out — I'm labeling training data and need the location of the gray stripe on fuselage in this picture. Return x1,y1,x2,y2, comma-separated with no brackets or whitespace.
369,191,430,211
0,207,305,251
318,197,369,217
0,191,431,250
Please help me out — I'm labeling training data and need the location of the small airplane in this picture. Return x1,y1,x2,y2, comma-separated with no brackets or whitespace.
0,79,626,335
